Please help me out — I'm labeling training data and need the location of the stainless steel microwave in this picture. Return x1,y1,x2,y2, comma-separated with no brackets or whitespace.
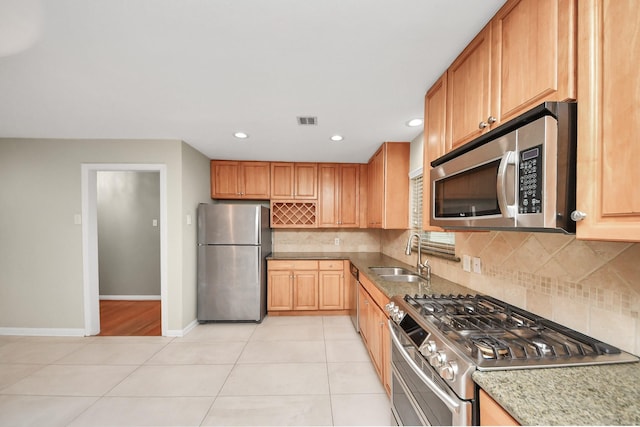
430,102,577,233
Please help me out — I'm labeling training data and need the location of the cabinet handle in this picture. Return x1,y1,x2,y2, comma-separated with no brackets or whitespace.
479,116,497,129
571,210,587,222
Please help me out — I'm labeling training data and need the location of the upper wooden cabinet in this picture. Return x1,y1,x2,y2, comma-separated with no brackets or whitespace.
447,24,493,151
318,163,360,228
445,0,577,150
575,0,640,241
210,160,270,199
270,162,317,200
423,73,447,230
367,142,410,229
491,0,576,123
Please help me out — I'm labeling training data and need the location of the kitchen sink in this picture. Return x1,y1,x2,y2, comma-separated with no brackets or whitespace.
368,266,415,276
378,274,425,283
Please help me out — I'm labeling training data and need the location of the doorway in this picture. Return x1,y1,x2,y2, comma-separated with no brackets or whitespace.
96,171,160,335
81,164,168,336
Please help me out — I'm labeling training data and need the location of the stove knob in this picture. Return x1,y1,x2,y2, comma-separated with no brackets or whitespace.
393,309,405,322
421,340,437,355
438,361,458,381
384,302,395,313
429,350,447,367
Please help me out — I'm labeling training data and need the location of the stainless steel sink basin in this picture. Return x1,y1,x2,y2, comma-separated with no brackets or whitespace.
368,266,414,276
378,274,425,283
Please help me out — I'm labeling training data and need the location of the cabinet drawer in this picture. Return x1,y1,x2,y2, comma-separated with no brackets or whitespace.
318,260,344,270
268,260,318,270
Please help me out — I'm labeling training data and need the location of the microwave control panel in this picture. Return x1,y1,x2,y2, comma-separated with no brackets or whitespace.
519,144,543,214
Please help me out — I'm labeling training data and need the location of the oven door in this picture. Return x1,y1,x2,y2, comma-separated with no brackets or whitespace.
389,321,474,426
430,130,517,230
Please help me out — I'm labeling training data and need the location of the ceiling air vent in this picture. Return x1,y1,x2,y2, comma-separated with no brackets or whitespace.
297,116,318,126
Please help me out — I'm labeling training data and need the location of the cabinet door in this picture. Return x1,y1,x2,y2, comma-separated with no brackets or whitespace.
267,270,293,311
423,73,447,230
369,304,386,380
576,0,640,241
492,0,576,124
319,270,344,310
382,311,391,395
338,164,360,227
270,162,294,199
358,285,370,343
293,270,318,310
240,162,270,199
294,163,318,199
447,25,493,150
211,161,241,199
318,164,339,227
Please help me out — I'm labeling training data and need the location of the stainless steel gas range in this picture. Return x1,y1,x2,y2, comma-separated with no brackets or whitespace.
386,294,639,426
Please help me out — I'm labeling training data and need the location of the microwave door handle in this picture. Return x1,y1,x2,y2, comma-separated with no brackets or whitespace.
497,151,517,218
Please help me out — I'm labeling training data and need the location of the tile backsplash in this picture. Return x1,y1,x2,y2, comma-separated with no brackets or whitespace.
382,229,640,356
273,229,381,253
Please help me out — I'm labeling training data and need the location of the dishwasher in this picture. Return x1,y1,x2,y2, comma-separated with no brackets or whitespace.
349,262,360,332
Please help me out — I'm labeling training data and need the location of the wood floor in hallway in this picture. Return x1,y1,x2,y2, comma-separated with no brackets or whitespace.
98,300,161,336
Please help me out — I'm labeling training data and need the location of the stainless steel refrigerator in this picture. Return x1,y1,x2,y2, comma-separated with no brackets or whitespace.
197,203,272,323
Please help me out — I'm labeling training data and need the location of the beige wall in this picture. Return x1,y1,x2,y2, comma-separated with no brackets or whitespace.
0,138,210,333
180,142,213,326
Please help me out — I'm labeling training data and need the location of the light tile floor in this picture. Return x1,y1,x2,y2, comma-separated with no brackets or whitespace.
0,315,391,426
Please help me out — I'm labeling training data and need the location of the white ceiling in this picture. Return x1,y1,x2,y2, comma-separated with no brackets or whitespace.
0,0,505,163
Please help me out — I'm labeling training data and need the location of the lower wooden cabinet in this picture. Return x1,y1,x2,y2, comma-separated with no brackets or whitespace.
267,260,318,311
479,389,520,426
358,274,391,395
267,259,347,313
318,260,345,310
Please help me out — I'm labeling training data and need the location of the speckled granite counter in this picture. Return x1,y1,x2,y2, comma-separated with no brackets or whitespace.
269,251,640,426
473,363,640,425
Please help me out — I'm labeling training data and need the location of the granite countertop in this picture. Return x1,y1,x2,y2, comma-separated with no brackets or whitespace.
268,251,640,425
473,363,640,425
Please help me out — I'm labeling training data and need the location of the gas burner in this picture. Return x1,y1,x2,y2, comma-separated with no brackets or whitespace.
471,336,511,359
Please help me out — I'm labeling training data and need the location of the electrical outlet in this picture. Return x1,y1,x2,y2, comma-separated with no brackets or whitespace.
334,237,340,246
462,255,471,272
472,257,482,274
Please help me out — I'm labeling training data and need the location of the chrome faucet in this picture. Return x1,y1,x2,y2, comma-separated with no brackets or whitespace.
405,233,431,282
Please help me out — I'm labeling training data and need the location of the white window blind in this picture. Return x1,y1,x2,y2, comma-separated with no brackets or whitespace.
410,173,457,260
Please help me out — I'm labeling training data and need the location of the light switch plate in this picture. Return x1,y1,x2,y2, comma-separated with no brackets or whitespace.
462,255,471,272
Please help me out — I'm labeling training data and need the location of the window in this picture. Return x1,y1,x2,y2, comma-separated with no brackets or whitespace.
409,170,458,260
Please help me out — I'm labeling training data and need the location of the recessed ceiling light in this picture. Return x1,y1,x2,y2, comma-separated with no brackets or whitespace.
233,132,249,139
407,118,423,127
330,135,344,142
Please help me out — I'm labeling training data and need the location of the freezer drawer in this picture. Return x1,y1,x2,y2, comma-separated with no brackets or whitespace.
197,203,263,245
197,245,265,322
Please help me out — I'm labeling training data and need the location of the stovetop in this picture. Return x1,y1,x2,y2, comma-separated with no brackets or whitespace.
391,293,638,370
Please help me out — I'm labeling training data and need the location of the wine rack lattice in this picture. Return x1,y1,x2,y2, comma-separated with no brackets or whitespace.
271,201,317,228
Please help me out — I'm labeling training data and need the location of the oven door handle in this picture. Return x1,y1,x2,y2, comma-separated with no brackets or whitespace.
389,321,461,414
496,150,517,218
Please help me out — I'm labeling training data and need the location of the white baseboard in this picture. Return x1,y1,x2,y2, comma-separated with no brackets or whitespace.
166,319,198,337
0,327,86,337
99,295,161,301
